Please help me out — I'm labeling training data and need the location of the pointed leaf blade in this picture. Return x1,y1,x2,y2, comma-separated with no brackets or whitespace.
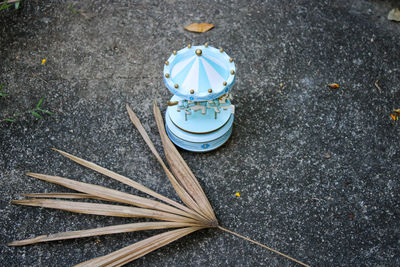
8,222,196,246
22,192,106,200
126,104,212,224
26,172,195,220
75,227,203,266
11,199,200,223
36,97,44,109
153,102,217,223
52,148,204,222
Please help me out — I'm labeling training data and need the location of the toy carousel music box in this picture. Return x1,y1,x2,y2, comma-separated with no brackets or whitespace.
163,43,236,152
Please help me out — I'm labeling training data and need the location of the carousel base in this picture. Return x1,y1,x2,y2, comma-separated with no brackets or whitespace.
165,100,234,152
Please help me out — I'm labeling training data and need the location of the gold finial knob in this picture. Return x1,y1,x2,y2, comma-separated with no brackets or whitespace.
173,50,177,55
167,101,179,106
165,73,170,78
190,89,194,94
195,49,202,56
230,70,235,75
229,58,233,62
165,61,169,65
208,89,212,93
174,84,179,88
220,48,223,52
223,81,227,86
204,42,209,47
188,44,192,48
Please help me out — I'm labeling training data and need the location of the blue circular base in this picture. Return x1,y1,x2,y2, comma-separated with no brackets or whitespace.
165,108,234,152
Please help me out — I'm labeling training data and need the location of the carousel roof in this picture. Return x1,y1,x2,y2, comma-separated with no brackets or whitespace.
163,44,236,101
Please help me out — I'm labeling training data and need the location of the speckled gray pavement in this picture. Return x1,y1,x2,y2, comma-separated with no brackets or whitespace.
1,1,399,266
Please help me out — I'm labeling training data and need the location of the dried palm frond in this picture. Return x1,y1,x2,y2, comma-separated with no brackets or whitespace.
9,102,310,267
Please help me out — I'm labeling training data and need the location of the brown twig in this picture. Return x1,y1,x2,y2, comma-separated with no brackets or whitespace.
218,226,310,267
375,79,382,93
32,73,48,84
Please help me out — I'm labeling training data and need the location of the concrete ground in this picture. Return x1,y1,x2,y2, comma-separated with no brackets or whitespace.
1,0,399,266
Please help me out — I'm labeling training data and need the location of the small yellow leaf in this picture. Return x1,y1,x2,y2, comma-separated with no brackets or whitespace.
184,23,214,33
328,83,339,89
41,59,46,65
235,192,240,197
390,114,396,121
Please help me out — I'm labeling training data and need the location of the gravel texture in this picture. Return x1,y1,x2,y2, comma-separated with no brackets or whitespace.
1,0,399,266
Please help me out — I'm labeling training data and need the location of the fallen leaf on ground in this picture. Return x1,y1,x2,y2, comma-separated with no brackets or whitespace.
388,8,400,22
235,192,241,197
185,23,214,33
8,102,310,267
41,59,46,65
393,109,400,114
390,113,398,121
328,83,339,89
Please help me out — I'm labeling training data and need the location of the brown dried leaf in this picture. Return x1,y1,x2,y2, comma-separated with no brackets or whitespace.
388,8,400,22
126,104,212,224
12,199,199,223
153,102,217,223
9,103,310,267
26,172,194,219
75,227,203,267
52,148,202,221
328,83,339,88
184,23,214,33
8,222,195,246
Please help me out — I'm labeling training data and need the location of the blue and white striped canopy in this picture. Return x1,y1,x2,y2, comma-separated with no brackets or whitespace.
164,45,236,101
